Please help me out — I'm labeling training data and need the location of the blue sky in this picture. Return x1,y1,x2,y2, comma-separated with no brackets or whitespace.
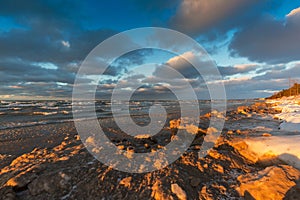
0,0,300,99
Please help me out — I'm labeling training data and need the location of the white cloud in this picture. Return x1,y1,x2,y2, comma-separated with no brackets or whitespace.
286,7,300,17
61,40,70,48
166,51,196,65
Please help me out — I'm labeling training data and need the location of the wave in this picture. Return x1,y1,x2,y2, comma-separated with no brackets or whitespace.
40,106,59,110
61,110,69,114
33,111,58,116
0,117,99,130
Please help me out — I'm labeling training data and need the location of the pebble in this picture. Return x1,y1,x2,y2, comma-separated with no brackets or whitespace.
171,183,187,200
119,177,132,188
74,135,80,140
296,184,300,192
117,145,125,150
262,133,272,137
127,146,135,153
190,177,201,187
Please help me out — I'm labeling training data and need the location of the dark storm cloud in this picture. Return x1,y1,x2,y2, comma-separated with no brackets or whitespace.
68,49,152,77
169,0,282,37
218,64,258,76
0,59,92,84
253,63,300,81
230,8,300,64
0,0,155,98
0,26,117,64
116,49,153,66
98,79,118,85
0,0,121,88
0,0,89,64
154,62,199,79
0,82,73,97
103,65,126,77
0,0,150,65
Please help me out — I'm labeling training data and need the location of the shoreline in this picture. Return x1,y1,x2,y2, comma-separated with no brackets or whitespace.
0,98,299,199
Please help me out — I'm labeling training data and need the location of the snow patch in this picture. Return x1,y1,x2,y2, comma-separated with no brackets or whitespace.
267,96,300,132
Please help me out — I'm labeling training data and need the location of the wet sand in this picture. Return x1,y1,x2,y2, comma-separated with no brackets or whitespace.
0,101,300,199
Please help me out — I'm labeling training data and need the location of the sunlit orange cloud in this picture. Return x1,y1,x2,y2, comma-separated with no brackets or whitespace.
9,85,23,89
286,7,300,17
234,64,257,71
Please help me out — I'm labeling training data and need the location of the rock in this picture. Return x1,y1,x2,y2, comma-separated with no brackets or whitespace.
126,146,135,153
185,124,199,134
200,186,213,200
193,135,204,145
0,187,16,200
28,172,71,196
239,150,258,164
296,180,300,192
207,127,218,134
284,186,300,200
59,156,69,161
198,128,206,135
5,169,39,191
190,177,201,187
208,150,222,159
151,180,173,200
144,143,150,149
204,112,211,118
230,140,248,151
229,140,258,164
169,119,181,129
237,106,249,115
117,145,125,150
244,190,255,200
284,180,300,200
171,183,187,200
262,133,272,137
74,135,80,140
212,164,224,174
237,165,300,200
257,153,283,167
119,177,132,188
191,145,201,151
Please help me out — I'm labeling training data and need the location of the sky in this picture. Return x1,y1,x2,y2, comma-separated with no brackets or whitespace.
0,0,300,100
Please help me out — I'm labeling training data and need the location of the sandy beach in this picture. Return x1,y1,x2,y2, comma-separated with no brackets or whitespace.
0,98,299,200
